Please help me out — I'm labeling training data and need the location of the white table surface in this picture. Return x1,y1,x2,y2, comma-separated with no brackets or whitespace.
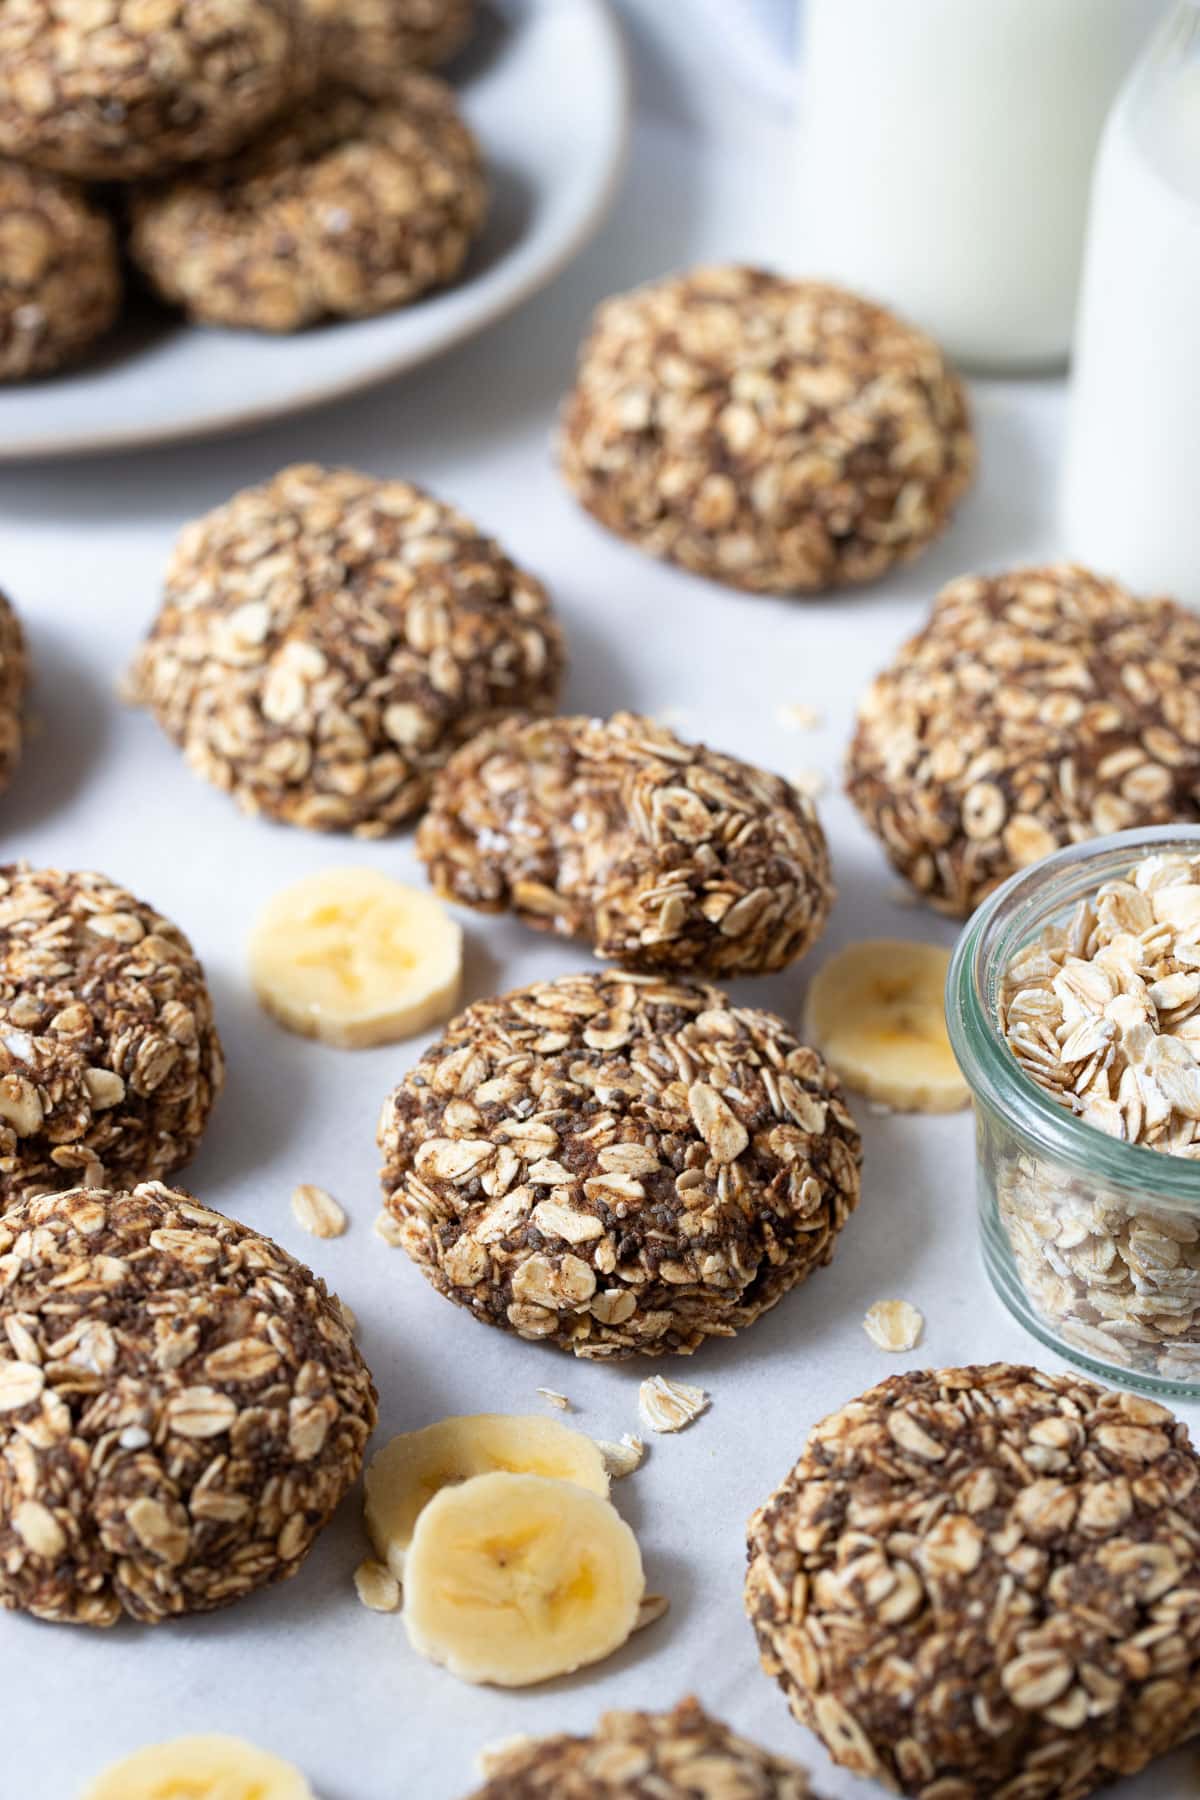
1,4,1191,1796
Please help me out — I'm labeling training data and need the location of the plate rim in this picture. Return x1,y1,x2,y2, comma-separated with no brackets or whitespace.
0,0,630,463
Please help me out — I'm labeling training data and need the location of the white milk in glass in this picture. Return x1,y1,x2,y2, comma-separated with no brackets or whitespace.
1061,3,1200,604
795,0,1163,370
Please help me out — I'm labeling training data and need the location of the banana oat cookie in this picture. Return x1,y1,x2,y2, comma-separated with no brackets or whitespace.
129,77,485,332
0,1182,376,1625
0,0,305,181
467,1698,822,1797
0,594,28,793
0,865,223,1210
378,970,861,1359
417,712,834,976
846,565,1200,915
305,0,475,94
558,265,974,595
125,464,563,835
746,1362,1200,1799
0,161,120,381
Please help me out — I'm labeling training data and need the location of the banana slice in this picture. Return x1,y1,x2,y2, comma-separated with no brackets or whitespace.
804,938,968,1113
403,1470,644,1686
248,866,462,1049
366,1412,609,1580
81,1734,313,1800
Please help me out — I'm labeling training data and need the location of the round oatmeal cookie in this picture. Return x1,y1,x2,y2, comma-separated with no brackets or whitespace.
378,970,861,1359
0,865,224,1210
305,0,475,93
125,464,563,835
846,564,1200,915
418,712,834,976
466,1697,822,1798
0,0,305,181
0,161,121,381
557,265,974,595
0,593,28,794
129,77,485,331
746,1362,1200,1800
0,1181,376,1625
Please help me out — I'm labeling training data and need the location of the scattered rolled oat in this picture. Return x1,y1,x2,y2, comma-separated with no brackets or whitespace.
126,464,563,836
0,1182,376,1625
130,77,485,332
291,1183,347,1240
777,703,822,732
747,1363,1200,1798
354,1557,401,1614
633,1592,669,1633
847,564,1200,915
861,1298,923,1352
417,711,834,977
558,265,974,595
0,593,27,795
639,1375,708,1434
0,0,305,180
594,1434,645,1479
466,1698,822,1798
789,769,827,800
0,161,121,381
537,1387,571,1411
304,0,475,93
0,864,223,1209
378,970,862,1359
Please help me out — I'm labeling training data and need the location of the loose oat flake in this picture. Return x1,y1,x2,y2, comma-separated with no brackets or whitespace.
594,1434,645,1479
633,1592,669,1632
536,1388,571,1411
291,1184,347,1239
354,1558,401,1614
862,1299,923,1352
639,1376,708,1434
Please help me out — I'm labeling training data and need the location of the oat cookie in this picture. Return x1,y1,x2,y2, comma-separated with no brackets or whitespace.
418,712,834,976
0,865,223,1210
0,594,28,793
125,464,563,835
378,970,861,1359
305,0,475,94
466,1697,822,1797
746,1361,1200,1799
0,0,304,181
0,161,120,381
558,265,974,595
130,77,485,332
0,1182,376,1625
846,564,1200,915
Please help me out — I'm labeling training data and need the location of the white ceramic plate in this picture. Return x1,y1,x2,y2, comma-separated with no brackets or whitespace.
0,0,628,460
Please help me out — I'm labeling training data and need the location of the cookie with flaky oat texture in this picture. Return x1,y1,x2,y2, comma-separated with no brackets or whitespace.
304,0,475,94
746,1361,1200,1799
0,161,120,380
558,265,974,595
846,564,1200,915
0,0,305,181
0,1182,376,1626
417,711,834,977
466,1698,823,1798
125,464,563,835
0,593,27,790
129,76,484,331
378,970,861,1359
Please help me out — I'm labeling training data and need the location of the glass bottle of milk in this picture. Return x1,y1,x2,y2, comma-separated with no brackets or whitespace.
796,0,1164,371
1061,3,1200,604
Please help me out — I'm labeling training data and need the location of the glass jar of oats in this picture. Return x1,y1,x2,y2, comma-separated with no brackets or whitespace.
948,825,1200,1397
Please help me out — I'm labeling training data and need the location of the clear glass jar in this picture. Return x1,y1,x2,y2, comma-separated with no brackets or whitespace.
948,825,1200,1398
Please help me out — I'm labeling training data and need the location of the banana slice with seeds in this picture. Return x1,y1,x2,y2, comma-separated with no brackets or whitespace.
804,938,968,1113
81,1734,313,1800
249,866,462,1049
365,1412,609,1579
403,1470,644,1686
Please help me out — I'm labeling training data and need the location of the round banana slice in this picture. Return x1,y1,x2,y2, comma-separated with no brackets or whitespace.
366,1412,609,1580
804,938,968,1113
249,866,463,1049
81,1734,314,1800
403,1471,644,1687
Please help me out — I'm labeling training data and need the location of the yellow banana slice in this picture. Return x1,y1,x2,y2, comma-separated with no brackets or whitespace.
81,1734,313,1800
248,866,462,1049
804,938,968,1113
365,1412,609,1580
403,1470,644,1686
